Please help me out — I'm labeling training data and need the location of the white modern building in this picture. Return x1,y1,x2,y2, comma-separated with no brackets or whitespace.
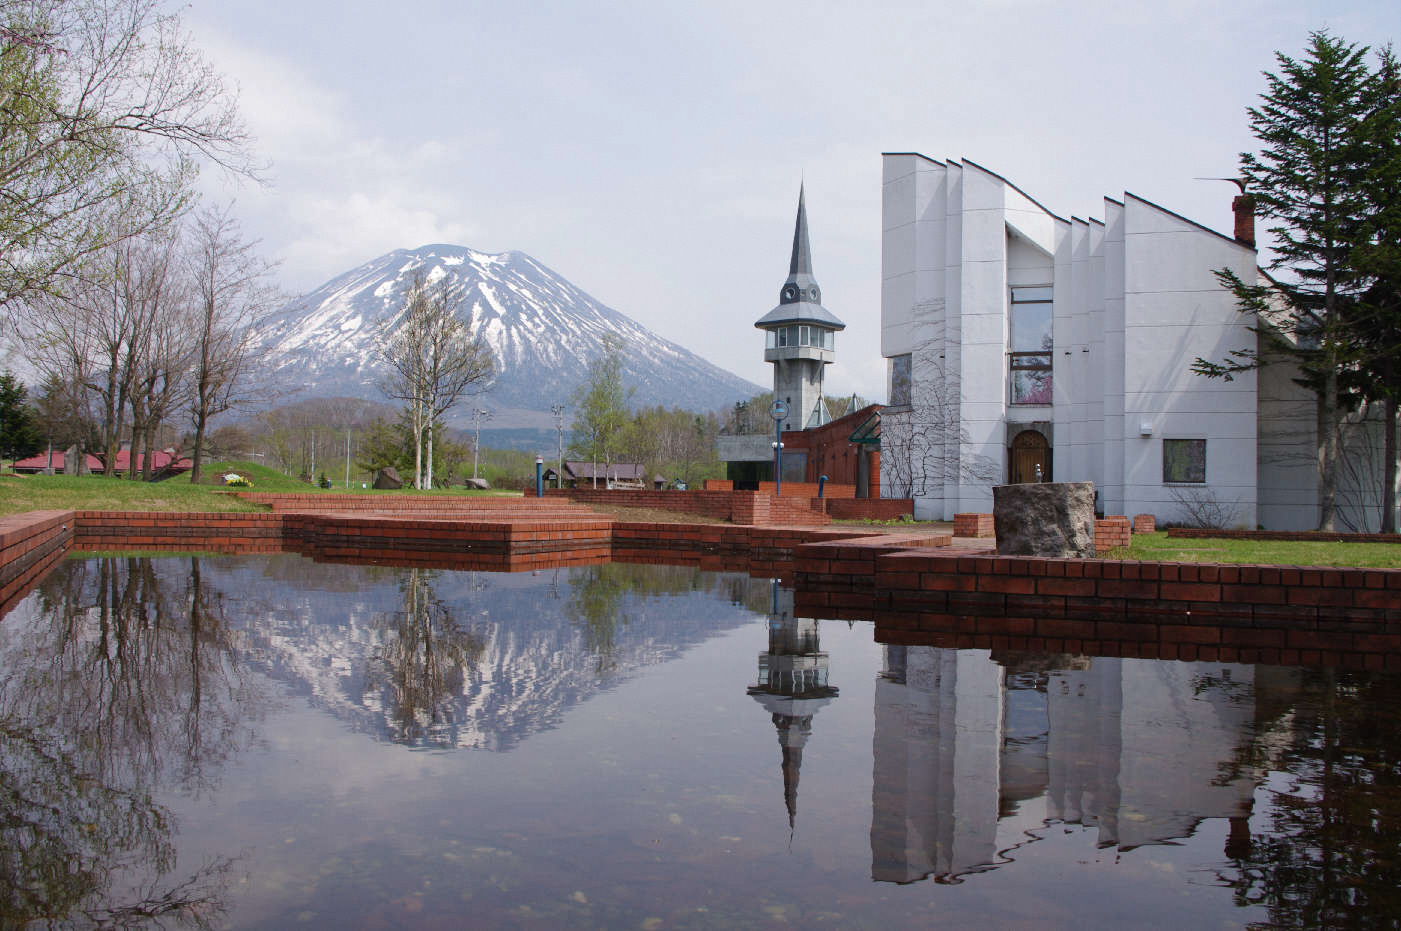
879,153,1387,530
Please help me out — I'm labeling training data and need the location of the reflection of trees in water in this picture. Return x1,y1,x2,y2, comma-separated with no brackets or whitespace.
365,568,488,745
0,556,265,927
565,564,771,670
1225,669,1401,924
0,718,235,928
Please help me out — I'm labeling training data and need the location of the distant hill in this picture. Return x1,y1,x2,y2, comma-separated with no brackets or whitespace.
250,244,763,428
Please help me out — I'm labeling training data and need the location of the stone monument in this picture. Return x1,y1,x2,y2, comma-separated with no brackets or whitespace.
993,481,1096,557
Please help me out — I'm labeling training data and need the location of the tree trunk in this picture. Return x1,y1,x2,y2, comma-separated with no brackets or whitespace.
190,408,208,484
413,401,424,489
1317,374,1339,531
425,423,434,491
1384,396,1398,534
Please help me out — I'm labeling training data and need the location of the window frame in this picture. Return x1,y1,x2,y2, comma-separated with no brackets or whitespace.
1162,438,1207,484
889,353,912,408
1008,284,1053,406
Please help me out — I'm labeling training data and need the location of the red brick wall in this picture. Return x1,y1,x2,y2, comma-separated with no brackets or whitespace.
757,481,855,499
547,488,830,526
1095,516,1131,552
547,488,738,520
702,479,733,491
0,510,73,617
1133,514,1157,534
859,552,1401,669
825,499,913,521
954,513,996,538
74,511,285,551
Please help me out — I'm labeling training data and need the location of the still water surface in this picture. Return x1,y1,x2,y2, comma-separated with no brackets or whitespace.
1,554,1398,928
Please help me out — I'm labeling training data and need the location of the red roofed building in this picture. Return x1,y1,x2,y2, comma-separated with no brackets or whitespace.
14,447,193,479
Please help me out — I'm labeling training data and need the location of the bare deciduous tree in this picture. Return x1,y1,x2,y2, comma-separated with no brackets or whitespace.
186,205,278,483
377,273,495,489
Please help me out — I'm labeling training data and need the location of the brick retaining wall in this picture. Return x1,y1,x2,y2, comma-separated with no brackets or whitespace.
954,513,996,538
860,551,1401,670
824,499,913,521
0,511,72,617
3,508,1401,671
756,481,856,499
1095,516,1131,552
547,487,831,526
75,510,285,552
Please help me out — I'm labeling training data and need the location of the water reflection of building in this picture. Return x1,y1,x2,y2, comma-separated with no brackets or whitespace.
749,581,838,834
871,647,1004,882
872,646,1268,884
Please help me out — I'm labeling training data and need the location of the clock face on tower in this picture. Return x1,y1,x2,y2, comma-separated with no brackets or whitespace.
809,287,820,302
783,286,796,301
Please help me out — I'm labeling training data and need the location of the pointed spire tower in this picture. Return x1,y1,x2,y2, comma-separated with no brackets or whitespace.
755,185,846,431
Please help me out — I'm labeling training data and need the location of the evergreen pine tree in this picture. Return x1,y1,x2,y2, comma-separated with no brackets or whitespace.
0,372,41,463
1195,30,1379,530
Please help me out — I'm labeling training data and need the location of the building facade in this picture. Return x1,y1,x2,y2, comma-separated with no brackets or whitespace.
878,153,1371,530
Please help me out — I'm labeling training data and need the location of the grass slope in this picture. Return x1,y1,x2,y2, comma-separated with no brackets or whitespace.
1108,531,1401,569
0,462,518,517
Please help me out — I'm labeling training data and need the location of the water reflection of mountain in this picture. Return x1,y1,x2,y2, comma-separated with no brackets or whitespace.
871,646,1302,884
199,555,771,751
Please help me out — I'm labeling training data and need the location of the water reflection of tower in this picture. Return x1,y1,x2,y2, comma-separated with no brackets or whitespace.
747,580,838,836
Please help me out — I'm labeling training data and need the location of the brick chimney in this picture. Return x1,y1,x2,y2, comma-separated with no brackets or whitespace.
1232,194,1255,247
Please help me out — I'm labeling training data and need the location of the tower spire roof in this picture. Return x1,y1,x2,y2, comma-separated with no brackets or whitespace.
754,184,845,330
789,183,813,278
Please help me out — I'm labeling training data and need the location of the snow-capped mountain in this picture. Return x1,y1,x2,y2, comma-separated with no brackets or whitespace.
253,244,763,424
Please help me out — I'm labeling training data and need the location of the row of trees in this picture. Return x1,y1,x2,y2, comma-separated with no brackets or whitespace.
0,0,269,481
11,206,274,481
1196,30,1401,531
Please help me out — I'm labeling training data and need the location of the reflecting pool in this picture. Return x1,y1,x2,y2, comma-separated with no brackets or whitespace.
2,554,1400,928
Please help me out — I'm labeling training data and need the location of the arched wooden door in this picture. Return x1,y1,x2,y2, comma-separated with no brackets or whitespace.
1010,430,1050,484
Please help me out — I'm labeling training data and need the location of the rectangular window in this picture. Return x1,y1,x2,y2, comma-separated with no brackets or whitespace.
823,329,834,350
1163,439,1206,483
799,325,810,347
777,328,788,348
766,330,776,349
1009,285,1053,405
889,354,912,407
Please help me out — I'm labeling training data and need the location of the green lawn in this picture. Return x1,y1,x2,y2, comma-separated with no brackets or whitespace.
0,461,520,517
1107,531,1401,569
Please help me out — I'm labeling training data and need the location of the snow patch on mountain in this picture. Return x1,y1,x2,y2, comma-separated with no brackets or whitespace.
252,244,762,419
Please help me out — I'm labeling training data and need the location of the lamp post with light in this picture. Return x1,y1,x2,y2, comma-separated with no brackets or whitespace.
770,399,788,496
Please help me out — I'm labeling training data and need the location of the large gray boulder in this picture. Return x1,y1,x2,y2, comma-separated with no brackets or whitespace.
373,467,404,490
993,482,1096,557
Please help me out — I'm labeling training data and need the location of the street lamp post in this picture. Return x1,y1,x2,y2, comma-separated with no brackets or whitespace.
770,399,788,496
472,408,490,481
551,403,564,489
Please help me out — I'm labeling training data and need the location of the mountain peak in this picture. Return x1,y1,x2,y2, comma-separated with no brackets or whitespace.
252,244,762,425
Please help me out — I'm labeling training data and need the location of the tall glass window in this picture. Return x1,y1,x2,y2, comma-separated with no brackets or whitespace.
889,354,912,407
1010,286,1052,404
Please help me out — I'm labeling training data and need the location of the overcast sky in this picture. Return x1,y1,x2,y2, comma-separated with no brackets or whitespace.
185,0,1397,404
